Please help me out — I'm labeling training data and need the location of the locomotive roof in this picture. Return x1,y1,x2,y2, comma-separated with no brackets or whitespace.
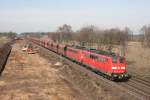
89,49,116,57
72,45,116,57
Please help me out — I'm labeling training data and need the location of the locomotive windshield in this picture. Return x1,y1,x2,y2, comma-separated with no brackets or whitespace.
112,56,125,63
120,57,124,63
112,55,117,63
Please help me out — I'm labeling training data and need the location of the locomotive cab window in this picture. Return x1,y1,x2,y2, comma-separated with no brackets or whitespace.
98,57,106,62
112,55,117,63
120,57,124,63
86,54,106,62
64,46,67,51
90,55,99,60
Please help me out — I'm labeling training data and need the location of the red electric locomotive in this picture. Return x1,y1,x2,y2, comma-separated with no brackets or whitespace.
64,45,129,80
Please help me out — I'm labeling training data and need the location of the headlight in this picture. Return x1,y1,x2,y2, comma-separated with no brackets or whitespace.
121,67,125,69
112,67,117,69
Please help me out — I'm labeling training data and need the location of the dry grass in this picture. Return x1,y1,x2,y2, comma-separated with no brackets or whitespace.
0,37,10,44
126,42,150,78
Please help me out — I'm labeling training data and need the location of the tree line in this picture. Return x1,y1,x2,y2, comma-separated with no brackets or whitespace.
140,25,150,47
21,24,150,48
0,32,17,39
22,24,132,45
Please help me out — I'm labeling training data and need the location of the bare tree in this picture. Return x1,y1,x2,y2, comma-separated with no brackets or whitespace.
57,24,73,43
141,25,150,47
75,25,96,47
0,32,17,39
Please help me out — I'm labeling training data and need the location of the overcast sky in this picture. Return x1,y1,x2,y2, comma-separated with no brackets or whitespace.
0,0,150,33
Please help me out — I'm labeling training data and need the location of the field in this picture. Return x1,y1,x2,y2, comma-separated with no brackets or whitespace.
126,42,150,79
0,37,10,44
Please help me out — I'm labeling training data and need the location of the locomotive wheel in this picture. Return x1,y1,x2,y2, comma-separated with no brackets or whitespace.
110,77,115,81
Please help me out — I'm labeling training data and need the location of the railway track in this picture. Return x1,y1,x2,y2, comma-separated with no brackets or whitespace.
30,40,150,100
132,77,150,87
118,78,150,100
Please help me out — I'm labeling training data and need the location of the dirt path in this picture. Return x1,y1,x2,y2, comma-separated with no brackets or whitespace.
0,41,88,100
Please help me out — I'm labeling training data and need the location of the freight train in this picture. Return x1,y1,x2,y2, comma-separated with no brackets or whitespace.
29,37,130,81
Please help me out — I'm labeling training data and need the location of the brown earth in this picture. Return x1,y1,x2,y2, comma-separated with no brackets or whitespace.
0,42,11,75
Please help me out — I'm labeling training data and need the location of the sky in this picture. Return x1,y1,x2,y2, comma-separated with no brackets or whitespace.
0,0,150,34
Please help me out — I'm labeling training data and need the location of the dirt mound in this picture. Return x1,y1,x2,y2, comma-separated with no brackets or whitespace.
0,43,12,75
